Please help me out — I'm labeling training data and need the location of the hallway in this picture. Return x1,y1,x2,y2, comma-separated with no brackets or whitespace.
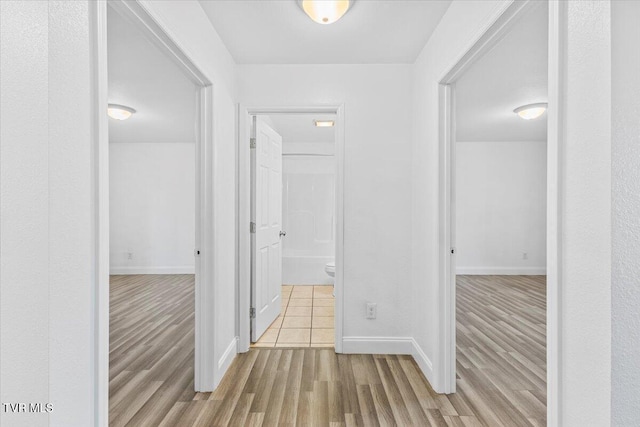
109,274,546,426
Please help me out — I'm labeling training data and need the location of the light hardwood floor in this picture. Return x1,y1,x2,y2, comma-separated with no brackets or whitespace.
455,275,547,427
109,274,546,426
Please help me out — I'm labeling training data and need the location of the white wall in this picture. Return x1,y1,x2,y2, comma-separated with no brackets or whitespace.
0,1,238,425
238,65,414,345
612,0,640,424
455,140,546,275
411,1,612,424
1,2,94,426
559,2,611,424
109,143,195,275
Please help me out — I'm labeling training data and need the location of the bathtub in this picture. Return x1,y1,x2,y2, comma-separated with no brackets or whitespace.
282,255,334,285
282,154,335,286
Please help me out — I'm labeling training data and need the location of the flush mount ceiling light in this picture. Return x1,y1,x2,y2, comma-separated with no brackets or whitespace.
314,120,335,127
513,102,548,120
298,0,353,25
107,104,136,121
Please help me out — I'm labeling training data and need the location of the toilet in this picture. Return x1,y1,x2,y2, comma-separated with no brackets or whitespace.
325,261,336,297
324,261,335,278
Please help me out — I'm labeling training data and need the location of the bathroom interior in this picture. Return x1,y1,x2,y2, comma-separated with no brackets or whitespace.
252,113,337,348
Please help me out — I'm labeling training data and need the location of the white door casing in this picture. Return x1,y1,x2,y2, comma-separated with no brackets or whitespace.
251,117,283,341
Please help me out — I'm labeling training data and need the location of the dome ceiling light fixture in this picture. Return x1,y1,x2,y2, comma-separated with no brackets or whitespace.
298,0,353,25
107,104,136,121
513,102,548,120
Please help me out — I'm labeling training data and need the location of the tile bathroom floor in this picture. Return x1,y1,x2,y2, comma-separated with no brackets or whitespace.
252,285,334,348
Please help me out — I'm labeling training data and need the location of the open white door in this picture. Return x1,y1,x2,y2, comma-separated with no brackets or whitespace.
251,117,284,341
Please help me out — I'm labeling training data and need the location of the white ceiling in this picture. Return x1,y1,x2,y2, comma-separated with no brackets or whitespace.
108,7,197,144
266,114,336,143
455,3,548,142
199,0,452,64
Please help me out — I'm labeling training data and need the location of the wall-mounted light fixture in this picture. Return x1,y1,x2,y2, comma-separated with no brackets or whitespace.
108,104,136,121
314,120,335,127
298,0,353,25
513,102,547,120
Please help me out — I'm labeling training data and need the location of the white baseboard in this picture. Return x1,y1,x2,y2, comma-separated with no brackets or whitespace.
110,266,195,275
218,336,238,373
411,338,435,388
456,267,546,275
342,336,414,355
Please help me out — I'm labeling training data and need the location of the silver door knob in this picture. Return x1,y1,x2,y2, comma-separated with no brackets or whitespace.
279,231,287,237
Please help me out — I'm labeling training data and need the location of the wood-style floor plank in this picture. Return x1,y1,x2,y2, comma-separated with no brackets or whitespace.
110,274,546,426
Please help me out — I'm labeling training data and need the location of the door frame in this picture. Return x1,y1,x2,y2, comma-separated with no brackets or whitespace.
93,1,217,425
437,0,563,425
237,105,346,353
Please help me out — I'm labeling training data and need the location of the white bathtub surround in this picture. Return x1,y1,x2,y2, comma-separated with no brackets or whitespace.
283,256,335,285
283,142,335,156
282,149,336,285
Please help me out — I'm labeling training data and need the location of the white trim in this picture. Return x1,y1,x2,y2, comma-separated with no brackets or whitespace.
109,266,196,275
334,105,345,354
435,2,560,425
546,2,565,425
342,337,414,355
411,339,435,387
437,1,530,83
456,267,547,275
94,1,219,424
91,2,109,426
237,106,251,352
218,337,239,372
237,105,345,354
437,81,456,394
195,83,217,392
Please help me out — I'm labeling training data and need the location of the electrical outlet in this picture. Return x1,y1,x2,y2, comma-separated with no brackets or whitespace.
366,303,377,319
522,252,528,260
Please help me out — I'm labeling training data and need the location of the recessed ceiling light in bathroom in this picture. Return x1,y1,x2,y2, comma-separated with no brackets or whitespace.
314,120,335,127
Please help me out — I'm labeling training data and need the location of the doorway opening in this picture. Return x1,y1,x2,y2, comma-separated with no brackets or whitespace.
438,0,553,424
238,106,345,353
106,5,200,424
250,114,337,348
96,1,216,424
